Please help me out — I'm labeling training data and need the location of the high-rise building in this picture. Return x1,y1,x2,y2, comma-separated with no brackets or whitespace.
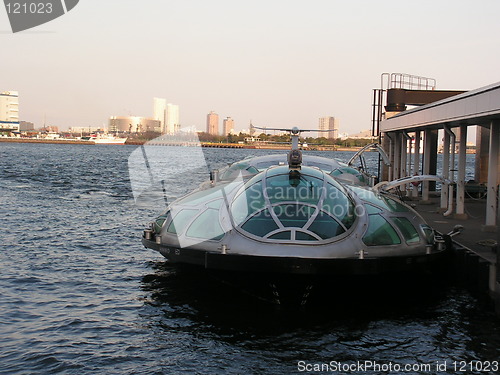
318,116,338,139
153,97,166,132
0,91,19,133
165,103,180,134
222,117,234,135
207,111,219,135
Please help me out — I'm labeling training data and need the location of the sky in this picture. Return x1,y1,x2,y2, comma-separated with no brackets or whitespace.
1,0,500,134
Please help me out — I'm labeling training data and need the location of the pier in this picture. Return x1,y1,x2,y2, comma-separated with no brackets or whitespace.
413,195,498,310
375,74,500,314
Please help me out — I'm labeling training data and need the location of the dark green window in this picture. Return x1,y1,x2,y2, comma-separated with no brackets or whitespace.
364,204,382,215
384,197,410,212
265,174,323,206
295,231,318,241
273,204,315,228
392,217,420,244
241,209,279,237
362,215,401,246
307,211,345,239
268,231,291,240
348,187,409,213
322,183,355,228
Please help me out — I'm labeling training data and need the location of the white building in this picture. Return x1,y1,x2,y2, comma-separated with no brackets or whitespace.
318,116,339,139
165,103,180,134
153,98,167,132
0,91,19,133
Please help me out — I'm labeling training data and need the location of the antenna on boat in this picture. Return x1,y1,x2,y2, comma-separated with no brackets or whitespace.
288,127,302,170
251,124,305,170
250,125,336,171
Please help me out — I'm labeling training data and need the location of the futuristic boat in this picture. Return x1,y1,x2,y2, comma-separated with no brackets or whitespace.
142,128,452,283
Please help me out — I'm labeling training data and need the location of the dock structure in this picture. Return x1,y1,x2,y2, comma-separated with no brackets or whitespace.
375,74,500,314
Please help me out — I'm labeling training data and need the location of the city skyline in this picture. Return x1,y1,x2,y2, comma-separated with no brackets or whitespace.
1,1,500,134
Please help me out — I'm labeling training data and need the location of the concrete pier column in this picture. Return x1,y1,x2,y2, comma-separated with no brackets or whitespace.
401,133,408,178
429,130,438,191
422,129,437,202
441,128,451,210
393,132,401,180
412,131,421,198
456,124,468,219
380,133,392,182
475,125,490,184
485,120,499,229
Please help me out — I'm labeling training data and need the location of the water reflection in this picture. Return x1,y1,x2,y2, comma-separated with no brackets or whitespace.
140,262,450,331
140,262,500,367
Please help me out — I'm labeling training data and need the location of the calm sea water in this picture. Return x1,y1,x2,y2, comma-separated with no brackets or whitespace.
0,143,498,375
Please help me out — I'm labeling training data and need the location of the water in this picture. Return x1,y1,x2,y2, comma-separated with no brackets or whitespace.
0,143,498,375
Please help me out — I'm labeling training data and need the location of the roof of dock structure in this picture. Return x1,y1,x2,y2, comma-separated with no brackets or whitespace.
380,81,500,132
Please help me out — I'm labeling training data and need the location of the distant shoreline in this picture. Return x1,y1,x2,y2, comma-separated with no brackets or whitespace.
0,137,361,151
0,137,94,145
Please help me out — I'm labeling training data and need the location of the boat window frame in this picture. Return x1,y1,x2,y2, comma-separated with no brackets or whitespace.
230,166,358,244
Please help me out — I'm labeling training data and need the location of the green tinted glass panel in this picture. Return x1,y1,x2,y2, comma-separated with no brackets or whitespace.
266,166,324,180
241,209,279,237
384,197,410,212
219,162,259,180
154,211,169,233
295,231,318,241
330,167,365,183
206,199,222,209
348,187,409,212
186,209,225,240
265,174,323,205
392,217,420,243
273,204,315,227
307,211,345,239
268,231,291,240
167,209,198,234
365,204,382,214
362,214,401,246
231,180,265,225
322,183,355,229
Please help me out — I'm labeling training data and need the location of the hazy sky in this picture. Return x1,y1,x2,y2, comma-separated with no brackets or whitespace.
1,0,500,134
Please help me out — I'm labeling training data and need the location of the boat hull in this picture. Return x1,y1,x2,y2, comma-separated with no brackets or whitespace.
142,237,449,276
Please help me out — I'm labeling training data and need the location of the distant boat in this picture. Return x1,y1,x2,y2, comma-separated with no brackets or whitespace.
82,133,127,144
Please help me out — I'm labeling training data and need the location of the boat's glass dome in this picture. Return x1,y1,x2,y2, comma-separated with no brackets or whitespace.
231,166,355,242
